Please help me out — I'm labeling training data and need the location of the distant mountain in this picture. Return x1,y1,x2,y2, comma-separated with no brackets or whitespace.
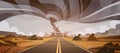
0,31,17,36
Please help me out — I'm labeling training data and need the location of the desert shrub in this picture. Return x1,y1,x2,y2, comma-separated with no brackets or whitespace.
19,36,29,40
15,38,23,40
4,40,17,46
104,42,114,47
4,38,16,41
114,43,119,46
0,42,5,46
97,46,108,53
0,40,17,46
38,37,43,40
72,34,81,41
97,42,115,53
29,35,38,40
87,34,98,41
5,35,16,38
0,40,6,46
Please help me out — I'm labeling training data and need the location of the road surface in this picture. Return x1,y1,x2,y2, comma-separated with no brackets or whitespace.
21,37,91,53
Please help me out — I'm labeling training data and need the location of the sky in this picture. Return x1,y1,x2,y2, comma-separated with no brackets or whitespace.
0,14,120,36
0,0,120,36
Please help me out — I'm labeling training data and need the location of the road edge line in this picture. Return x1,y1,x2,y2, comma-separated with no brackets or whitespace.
62,38,93,53
19,38,55,53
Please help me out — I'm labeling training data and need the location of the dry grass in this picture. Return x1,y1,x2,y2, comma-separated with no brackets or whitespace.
63,37,120,53
62,37,120,49
0,35,5,37
0,46,27,53
0,37,55,53
16,37,55,47
115,50,120,53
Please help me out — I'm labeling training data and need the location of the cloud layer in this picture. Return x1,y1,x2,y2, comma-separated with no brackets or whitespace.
1,14,120,36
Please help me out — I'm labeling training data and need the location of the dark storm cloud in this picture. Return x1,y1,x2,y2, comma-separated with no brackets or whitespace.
0,0,120,23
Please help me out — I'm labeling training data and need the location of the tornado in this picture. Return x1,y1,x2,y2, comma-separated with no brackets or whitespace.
49,17,62,36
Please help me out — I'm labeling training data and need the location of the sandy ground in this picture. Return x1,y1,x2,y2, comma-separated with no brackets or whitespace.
63,37,120,48
62,37,120,53
0,37,55,53
15,37,55,47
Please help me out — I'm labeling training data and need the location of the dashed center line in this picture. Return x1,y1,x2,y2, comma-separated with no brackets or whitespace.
56,38,62,53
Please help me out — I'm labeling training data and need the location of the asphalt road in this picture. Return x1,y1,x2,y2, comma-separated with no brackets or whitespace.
21,38,57,53
21,37,91,53
60,38,90,53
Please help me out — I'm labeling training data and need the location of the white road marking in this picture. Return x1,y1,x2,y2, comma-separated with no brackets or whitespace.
62,38,93,53
19,38,54,53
